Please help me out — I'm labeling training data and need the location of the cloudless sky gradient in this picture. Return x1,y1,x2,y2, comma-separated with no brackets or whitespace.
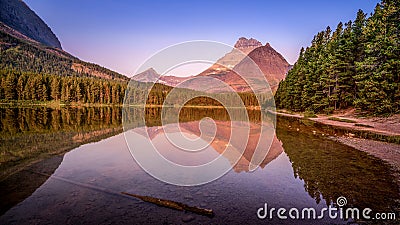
24,0,380,77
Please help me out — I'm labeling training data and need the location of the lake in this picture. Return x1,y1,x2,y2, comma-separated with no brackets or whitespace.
0,107,398,224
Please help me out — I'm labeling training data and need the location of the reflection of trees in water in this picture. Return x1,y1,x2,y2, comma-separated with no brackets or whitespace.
1,106,272,178
0,106,274,216
124,107,266,129
2,107,397,217
0,107,123,179
128,107,280,173
0,107,122,136
276,118,399,212
0,107,124,216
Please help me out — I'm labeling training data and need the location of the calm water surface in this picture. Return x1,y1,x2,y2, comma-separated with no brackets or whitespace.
0,107,398,224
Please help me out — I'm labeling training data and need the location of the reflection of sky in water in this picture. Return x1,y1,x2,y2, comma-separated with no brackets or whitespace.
0,131,340,224
152,132,223,166
125,120,276,185
1,122,398,224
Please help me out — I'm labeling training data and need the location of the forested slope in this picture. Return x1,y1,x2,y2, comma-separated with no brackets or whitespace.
0,22,128,81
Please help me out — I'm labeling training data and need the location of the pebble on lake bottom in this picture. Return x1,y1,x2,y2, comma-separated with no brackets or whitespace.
182,215,195,223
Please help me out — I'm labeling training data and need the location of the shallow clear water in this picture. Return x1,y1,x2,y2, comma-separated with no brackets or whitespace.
0,107,398,224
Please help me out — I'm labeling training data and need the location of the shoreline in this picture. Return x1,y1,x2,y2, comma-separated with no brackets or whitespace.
271,109,400,190
330,136,400,191
0,102,261,110
268,109,400,142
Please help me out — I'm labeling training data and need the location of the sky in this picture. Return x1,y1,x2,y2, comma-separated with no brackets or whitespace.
24,0,380,77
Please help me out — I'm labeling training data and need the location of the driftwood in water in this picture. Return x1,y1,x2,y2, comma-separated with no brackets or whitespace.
121,192,214,217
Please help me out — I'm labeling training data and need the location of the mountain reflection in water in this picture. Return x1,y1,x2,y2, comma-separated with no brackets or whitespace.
0,107,398,224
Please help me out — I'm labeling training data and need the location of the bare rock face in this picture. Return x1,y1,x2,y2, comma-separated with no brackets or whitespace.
248,43,290,81
234,37,262,54
201,37,263,74
194,42,291,93
0,0,62,49
225,43,291,92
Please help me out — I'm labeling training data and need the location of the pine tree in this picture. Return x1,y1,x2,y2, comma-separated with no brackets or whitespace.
50,77,61,101
4,72,17,100
16,73,26,100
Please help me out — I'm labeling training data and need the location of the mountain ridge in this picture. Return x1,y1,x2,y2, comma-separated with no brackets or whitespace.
0,17,128,81
133,38,291,93
0,0,62,49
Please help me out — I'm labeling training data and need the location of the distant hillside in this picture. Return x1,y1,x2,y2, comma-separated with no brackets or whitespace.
132,68,193,86
274,0,399,115
0,1,133,105
0,0,62,49
132,68,160,83
0,22,128,81
0,0,128,81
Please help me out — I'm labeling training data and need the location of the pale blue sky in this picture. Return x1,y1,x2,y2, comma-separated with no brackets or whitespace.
24,0,380,77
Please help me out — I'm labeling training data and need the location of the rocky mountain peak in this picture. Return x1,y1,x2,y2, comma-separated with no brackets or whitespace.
234,37,262,50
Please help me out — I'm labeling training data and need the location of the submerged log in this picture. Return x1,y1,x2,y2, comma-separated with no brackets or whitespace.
121,192,214,217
